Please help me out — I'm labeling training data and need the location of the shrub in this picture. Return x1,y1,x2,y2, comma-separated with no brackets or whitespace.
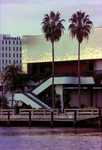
2,96,9,109
55,94,61,109
63,90,71,108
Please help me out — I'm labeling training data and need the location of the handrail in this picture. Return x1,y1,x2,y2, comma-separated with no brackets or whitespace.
31,72,75,92
19,109,59,115
0,109,15,116
21,91,52,108
64,108,99,116
0,108,101,116
27,91,52,108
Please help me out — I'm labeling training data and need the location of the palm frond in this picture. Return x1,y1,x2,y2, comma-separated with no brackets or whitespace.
69,10,93,43
41,11,65,43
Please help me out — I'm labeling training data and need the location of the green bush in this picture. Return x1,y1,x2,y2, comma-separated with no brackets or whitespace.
0,96,3,106
55,94,61,109
63,90,71,108
2,96,9,109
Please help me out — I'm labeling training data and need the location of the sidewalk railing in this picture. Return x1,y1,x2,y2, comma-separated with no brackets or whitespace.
64,108,100,117
19,109,60,116
0,109,15,116
0,108,101,117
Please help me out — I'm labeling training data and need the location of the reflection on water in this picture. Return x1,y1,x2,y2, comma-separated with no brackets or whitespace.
0,127,102,150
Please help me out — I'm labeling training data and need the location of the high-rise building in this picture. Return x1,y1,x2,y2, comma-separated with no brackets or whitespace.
0,34,22,72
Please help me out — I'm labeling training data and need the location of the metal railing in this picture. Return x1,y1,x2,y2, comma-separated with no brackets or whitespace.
0,108,101,117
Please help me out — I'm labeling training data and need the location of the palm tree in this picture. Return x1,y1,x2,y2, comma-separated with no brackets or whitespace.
94,73,102,86
2,62,28,107
69,11,93,108
41,11,65,108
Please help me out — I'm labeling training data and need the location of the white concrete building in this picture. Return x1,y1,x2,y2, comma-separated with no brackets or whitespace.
0,34,22,106
0,34,22,72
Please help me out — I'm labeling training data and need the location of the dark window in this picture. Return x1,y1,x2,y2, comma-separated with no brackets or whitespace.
32,64,37,73
6,53,7,57
17,53,18,57
9,40,10,44
5,40,7,44
13,53,15,57
13,41,15,44
89,61,94,70
20,53,21,57
9,53,11,57
16,41,18,45
9,60,11,64
13,47,15,51
16,47,18,51
20,47,21,51
9,47,11,51
17,60,18,64
20,41,21,45
2,60,4,64
6,60,7,64
6,47,7,51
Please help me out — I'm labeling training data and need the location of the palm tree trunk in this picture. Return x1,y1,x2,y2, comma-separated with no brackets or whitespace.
78,42,81,108
11,91,13,107
52,42,55,109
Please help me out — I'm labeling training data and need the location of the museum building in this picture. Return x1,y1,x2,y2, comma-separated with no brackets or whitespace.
14,27,102,109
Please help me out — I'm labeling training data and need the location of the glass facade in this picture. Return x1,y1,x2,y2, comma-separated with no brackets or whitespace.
22,28,102,64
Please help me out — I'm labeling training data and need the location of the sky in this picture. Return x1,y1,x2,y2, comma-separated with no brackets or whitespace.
0,0,102,37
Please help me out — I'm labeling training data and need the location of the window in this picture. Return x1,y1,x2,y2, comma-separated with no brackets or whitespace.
13,60,15,63
13,41,15,44
17,60,18,64
17,53,18,57
6,60,7,64
9,53,11,57
20,53,21,57
9,60,11,64
5,40,7,44
13,53,15,57
13,47,15,51
6,53,7,57
2,53,4,57
9,47,11,51
20,41,21,45
9,40,10,44
16,47,18,51
2,40,4,44
2,60,4,64
16,41,18,45
2,47,4,51
20,47,21,51
20,60,21,64
6,47,7,51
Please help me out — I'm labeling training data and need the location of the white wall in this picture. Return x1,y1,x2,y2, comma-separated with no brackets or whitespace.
94,60,102,73
68,89,92,107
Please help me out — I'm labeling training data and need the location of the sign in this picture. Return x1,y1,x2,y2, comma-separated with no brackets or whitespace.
3,36,21,40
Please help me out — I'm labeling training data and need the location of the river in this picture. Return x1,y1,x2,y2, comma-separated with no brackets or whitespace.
0,127,102,150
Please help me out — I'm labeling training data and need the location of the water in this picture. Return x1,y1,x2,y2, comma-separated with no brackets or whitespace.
0,127,102,150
